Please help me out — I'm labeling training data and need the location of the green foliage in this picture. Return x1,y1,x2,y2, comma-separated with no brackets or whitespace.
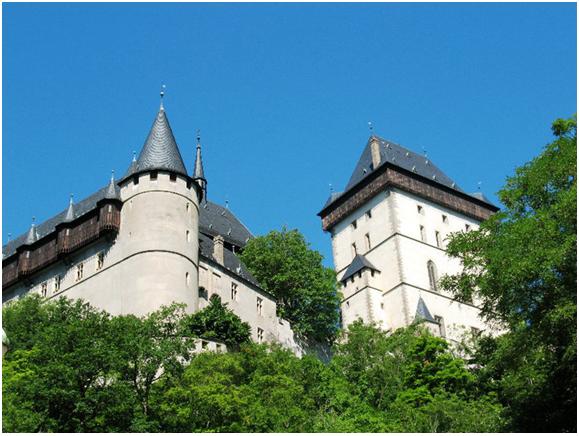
239,227,341,344
3,295,503,432
187,294,251,349
441,115,577,432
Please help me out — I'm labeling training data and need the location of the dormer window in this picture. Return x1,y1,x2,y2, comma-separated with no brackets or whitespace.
366,210,372,219
352,220,357,230
169,173,177,182
133,176,139,185
150,171,158,181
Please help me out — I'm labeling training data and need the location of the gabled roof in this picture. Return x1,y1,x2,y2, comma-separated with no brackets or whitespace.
340,254,380,283
414,296,436,323
199,201,253,248
322,135,497,210
123,108,187,180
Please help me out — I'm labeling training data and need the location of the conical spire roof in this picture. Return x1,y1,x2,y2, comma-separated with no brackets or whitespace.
104,171,120,200
123,107,187,179
24,220,38,245
64,195,75,222
414,296,436,323
193,131,206,180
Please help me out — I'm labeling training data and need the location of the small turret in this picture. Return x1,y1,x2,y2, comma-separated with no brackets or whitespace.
64,194,75,223
24,218,38,245
193,130,207,201
104,171,120,200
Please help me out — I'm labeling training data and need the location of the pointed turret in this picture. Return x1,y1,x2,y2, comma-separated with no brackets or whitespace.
193,130,207,201
121,90,187,182
24,218,38,245
104,171,119,200
64,194,75,222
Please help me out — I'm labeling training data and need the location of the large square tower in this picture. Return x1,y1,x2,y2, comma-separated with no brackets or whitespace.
318,135,498,343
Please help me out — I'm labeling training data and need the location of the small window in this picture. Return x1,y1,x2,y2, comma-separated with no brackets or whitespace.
366,209,372,219
434,315,446,337
201,340,208,349
41,282,47,298
257,327,264,343
150,171,158,181
66,228,70,236
133,175,139,185
76,263,84,282
53,275,61,294
351,220,357,230
107,205,113,213
186,230,191,242
346,301,350,308
465,224,471,231
231,282,238,301
257,297,263,315
169,173,177,182
442,215,448,223
186,202,190,212
199,287,208,300
365,233,371,250
417,205,423,214
96,252,104,271
427,261,438,292
186,180,192,189
186,272,190,286
435,231,441,248
351,243,357,257
357,271,362,279
380,302,384,309
419,225,426,242
370,270,375,277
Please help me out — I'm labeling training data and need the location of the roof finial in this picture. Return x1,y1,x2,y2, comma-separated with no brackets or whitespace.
160,84,166,110
110,169,115,182
7,233,12,244
421,146,428,158
69,193,74,206
329,183,334,193
368,121,374,135
225,199,229,209
477,181,482,191
196,129,201,147
132,150,137,162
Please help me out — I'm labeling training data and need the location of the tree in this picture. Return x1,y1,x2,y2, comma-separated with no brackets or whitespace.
187,294,251,349
239,227,341,344
441,116,577,432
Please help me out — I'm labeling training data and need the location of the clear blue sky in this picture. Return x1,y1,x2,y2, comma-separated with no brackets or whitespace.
3,3,576,267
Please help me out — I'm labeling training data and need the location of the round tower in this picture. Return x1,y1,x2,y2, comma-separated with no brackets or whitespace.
116,98,203,316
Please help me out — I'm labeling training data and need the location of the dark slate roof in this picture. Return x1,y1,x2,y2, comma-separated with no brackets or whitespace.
199,201,253,248
345,136,462,194
415,296,436,323
340,254,380,283
193,143,205,180
2,184,118,258
199,233,260,287
323,135,497,211
469,191,495,206
123,108,187,180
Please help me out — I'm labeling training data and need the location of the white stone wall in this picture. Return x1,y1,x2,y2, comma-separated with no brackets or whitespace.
331,186,492,343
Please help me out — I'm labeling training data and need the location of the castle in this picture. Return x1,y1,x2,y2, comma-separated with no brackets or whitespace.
3,95,498,348
2,97,296,348
318,135,498,344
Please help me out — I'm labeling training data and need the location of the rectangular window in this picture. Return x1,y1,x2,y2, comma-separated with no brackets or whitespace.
366,210,372,219
41,282,47,298
435,231,441,248
351,242,357,257
257,297,263,316
54,275,61,294
442,214,448,223
199,287,208,300
96,252,104,270
169,173,177,182
76,263,84,282
150,171,158,181
133,175,139,185
419,225,426,242
231,283,238,301
365,233,371,250
435,316,446,338
257,327,264,343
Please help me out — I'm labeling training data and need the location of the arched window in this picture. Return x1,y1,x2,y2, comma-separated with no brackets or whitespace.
427,260,438,292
